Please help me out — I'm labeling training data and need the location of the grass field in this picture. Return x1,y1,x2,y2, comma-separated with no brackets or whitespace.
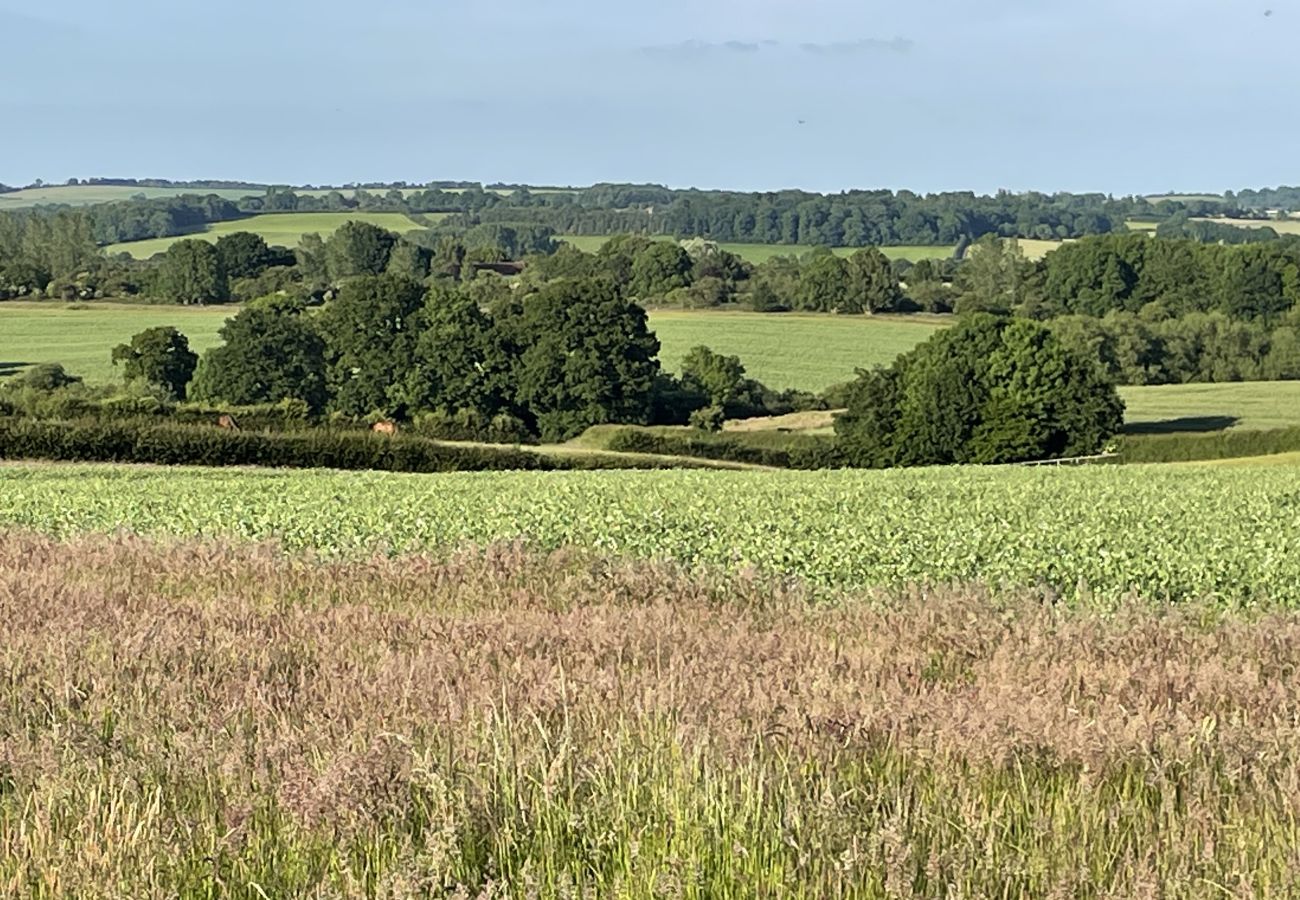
652,311,948,391
6,531,1300,896
558,235,958,264
105,211,436,258
1120,381,1300,433
0,302,233,383
0,184,262,208
0,304,945,390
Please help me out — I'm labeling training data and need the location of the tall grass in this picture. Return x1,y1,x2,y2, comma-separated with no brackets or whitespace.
3,534,1300,896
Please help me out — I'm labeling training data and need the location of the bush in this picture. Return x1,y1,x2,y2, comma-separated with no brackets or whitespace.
411,409,535,444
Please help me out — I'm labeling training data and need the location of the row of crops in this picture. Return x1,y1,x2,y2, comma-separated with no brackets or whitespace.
5,462,1299,602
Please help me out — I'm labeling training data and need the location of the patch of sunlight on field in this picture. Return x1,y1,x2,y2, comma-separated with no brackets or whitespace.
105,212,437,258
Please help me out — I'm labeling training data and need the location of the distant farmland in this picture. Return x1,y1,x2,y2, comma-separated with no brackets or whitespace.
0,185,262,208
558,235,958,264
105,212,438,259
652,310,947,391
1196,217,1300,236
0,302,944,391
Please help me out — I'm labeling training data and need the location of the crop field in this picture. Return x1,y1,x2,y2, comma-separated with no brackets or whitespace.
105,211,436,258
0,184,263,208
0,302,233,383
1120,381,1300,433
652,311,947,391
1197,216,1300,236
558,235,958,264
2,461,1298,602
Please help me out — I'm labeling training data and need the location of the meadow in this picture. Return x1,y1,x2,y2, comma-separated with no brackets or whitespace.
104,211,435,258
2,461,1298,602
4,530,1300,897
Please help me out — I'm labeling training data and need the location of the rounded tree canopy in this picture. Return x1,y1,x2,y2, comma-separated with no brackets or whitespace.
834,313,1125,466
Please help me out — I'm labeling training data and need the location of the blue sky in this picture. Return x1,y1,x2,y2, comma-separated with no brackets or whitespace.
0,0,1294,195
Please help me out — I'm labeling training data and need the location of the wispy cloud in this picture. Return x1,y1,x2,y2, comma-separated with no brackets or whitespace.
642,37,912,58
800,37,914,56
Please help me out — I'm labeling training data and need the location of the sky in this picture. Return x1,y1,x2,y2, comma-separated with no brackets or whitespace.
0,0,1295,196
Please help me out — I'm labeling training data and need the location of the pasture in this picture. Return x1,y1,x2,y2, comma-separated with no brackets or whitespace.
0,184,261,208
105,211,435,258
651,310,947,391
1120,380,1300,433
0,303,944,390
0,302,233,383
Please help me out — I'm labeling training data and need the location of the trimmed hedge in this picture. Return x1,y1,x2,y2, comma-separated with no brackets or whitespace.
603,427,845,469
1119,427,1300,464
0,419,553,473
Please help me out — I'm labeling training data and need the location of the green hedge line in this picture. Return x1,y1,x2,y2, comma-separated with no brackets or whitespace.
0,419,554,473
1118,427,1300,463
603,428,844,469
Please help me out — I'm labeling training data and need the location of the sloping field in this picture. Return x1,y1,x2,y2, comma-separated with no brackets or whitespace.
0,185,262,208
0,303,945,389
1120,381,1300,433
652,310,948,391
0,302,233,382
105,211,435,258
1196,217,1300,235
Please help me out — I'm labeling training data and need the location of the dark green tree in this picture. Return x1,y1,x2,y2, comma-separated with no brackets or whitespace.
845,247,902,313
159,239,228,304
680,345,748,408
407,284,515,417
325,221,397,280
189,298,328,412
797,253,849,312
215,232,277,281
110,326,199,400
511,278,661,441
316,275,426,416
836,314,1124,466
629,242,693,298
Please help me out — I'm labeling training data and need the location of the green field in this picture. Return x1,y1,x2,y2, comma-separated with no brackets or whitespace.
558,235,957,264
0,185,262,208
0,303,233,382
1120,381,1300,433
2,461,1298,601
652,310,947,390
105,211,435,258
1196,216,1300,235
0,304,943,390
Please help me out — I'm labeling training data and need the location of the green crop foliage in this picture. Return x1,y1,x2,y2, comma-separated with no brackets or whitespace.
2,461,1298,603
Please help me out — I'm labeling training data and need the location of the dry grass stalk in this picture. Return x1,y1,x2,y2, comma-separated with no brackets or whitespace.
1,532,1299,897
